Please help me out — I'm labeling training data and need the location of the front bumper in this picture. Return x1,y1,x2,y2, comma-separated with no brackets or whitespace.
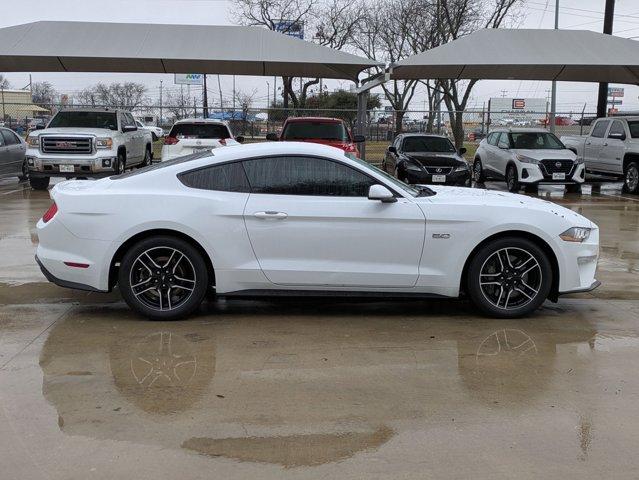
518,162,585,185
26,152,119,177
404,168,471,186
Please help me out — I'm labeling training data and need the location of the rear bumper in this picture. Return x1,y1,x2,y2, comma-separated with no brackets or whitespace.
35,254,104,292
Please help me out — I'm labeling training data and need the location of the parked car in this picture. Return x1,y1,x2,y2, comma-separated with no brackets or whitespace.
161,119,242,162
561,117,639,194
266,117,365,158
0,127,28,181
381,133,471,186
135,119,164,141
25,108,153,190
36,142,599,321
474,129,585,193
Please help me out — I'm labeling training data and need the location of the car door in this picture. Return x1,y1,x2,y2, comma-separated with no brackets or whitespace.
242,155,426,288
0,129,8,176
120,113,142,163
0,129,25,176
584,119,610,172
599,120,626,175
482,133,502,177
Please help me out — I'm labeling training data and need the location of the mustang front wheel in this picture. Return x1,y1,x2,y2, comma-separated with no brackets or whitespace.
466,237,552,318
119,236,209,320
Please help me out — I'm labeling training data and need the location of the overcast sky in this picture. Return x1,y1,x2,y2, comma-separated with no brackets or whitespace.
2,0,639,113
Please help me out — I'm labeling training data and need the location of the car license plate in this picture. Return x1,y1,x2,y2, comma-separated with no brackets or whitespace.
59,165,74,173
432,175,446,182
552,172,566,180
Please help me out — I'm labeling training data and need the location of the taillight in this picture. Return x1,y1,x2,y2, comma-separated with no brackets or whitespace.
164,136,179,145
42,202,58,223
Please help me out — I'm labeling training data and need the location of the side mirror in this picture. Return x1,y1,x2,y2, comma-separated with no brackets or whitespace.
368,184,397,203
34,124,46,130
122,125,137,133
388,146,397,154
353,134,366,143
459,147,467,155
235,135,245,144
609,132,626,141
265,132,279,141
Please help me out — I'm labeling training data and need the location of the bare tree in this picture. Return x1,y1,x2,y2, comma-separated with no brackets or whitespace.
31,81,58,107
0,74,10,89
74,82,148,109
234,88,258,134
165,88,195,120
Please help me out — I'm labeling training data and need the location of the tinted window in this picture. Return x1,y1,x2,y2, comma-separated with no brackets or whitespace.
487,133,499,146
48,111,118,130
281,121,349,141
608,121,626,138
1,129,19,146
243,156,375,197
402,136,455,153
628,121,639,139
509,132,564,149
179,162,250,192
590,120,610,138
169,123,230,140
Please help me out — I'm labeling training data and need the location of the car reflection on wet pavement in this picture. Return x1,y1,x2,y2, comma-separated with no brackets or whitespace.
1,178,639,479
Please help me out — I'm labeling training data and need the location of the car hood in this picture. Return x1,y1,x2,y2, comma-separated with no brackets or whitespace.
404,152,464,166
419,185,594,227
33,127,117,136
511,149,576,160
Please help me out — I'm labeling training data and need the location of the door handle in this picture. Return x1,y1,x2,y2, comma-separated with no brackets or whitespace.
254,211,288,219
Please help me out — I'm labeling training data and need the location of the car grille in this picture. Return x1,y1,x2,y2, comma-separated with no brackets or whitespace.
423,166,453,175
41,136,93,154
539,159,574,175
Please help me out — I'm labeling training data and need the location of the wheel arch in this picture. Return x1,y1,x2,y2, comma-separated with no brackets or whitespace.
623,152,639,173
459,230,560,303
108,228,215,290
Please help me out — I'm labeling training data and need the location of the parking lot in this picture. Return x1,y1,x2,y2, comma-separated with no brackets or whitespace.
1,177,638,479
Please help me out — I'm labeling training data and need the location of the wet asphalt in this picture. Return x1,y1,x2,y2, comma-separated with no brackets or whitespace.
1,177,639,479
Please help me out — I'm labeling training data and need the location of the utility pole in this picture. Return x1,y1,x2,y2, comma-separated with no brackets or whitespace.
549,0,559,133
232,75,236,114
159,80,163,126
203,74,209,118
596,0,616,118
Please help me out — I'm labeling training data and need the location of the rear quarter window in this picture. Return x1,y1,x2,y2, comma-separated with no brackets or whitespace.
178,162,250,192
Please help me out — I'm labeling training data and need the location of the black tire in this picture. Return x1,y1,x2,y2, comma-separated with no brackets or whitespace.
19,159,29,181
524,183,539,194
29,176,50,190
396,167,408,183
118,235,209,321
141,147,152,167
506,164,520,192
566,183,582,194
152,132,158,142
473,158,485,182
624,161,639,194
466,236,553,318
115,151,126,174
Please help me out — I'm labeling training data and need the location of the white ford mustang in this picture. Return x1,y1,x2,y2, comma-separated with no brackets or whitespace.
35,142,600,320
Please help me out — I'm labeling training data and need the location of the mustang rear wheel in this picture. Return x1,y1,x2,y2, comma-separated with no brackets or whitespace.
466,237,552,318
119,236,209,320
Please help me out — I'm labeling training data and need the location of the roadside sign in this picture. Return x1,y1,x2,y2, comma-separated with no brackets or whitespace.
274,20,304,39
608,99,623,105
608,87,625,98
174,74,204,85
512,99,526,109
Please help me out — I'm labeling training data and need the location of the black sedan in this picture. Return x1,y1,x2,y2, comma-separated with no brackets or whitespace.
381,133,471,186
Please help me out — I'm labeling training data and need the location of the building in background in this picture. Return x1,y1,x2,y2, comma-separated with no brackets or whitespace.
487,97,548,127
0,88,50,125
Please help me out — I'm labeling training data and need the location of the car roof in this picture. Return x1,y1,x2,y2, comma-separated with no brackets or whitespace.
56,108,122,113
284,117,344,124
490,128,551,133
399,133,450,139
173,118,228,126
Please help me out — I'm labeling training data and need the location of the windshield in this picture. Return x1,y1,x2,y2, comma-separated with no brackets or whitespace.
403,136,456,153
48,111,118,130
282,121,349,141
169,123,230,139
509,132,565,150
627,121,639,139
346,155,425,197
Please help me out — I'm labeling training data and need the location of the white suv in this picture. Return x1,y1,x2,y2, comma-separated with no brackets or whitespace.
160,119,243,162
474,128,585,193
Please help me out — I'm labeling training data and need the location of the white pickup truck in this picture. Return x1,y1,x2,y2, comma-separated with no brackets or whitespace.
25,108,153,190
561,116,639,194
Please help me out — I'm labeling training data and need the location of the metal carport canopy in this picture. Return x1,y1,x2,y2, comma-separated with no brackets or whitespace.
0,21,381,81
390,29,639,84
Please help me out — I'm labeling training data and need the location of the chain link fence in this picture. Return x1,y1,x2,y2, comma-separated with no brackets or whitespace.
0,100,600,164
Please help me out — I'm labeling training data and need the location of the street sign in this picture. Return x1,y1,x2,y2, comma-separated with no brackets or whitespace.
512,99,526,109
274,20,304,39
174,74,204,85
608,99,623,105
608,87,625,98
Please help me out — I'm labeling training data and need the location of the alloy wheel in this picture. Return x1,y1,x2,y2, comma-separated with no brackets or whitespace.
474,161,482,180
626,164,639,192
478,247,542,310
129,246,197,312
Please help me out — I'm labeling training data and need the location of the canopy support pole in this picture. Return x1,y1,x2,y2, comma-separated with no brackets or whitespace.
355,72,391,161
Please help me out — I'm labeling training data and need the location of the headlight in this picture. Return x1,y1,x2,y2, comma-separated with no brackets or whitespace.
96,137,113,149
404,162,422,172
575,156,584,164
454,162,469,172
26,135,39,147
515,154,538,164
560,227,592,243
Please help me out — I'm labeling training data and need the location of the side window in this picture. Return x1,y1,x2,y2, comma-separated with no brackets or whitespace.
590,120,610,138
608,121,626,139
243,156,376,197
120,113,135,129
179,161,250,192
487,132,499,146
497,133,510,148
1,130,18,146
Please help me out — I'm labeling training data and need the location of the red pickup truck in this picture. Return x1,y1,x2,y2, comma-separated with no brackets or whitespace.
266,117,365,158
